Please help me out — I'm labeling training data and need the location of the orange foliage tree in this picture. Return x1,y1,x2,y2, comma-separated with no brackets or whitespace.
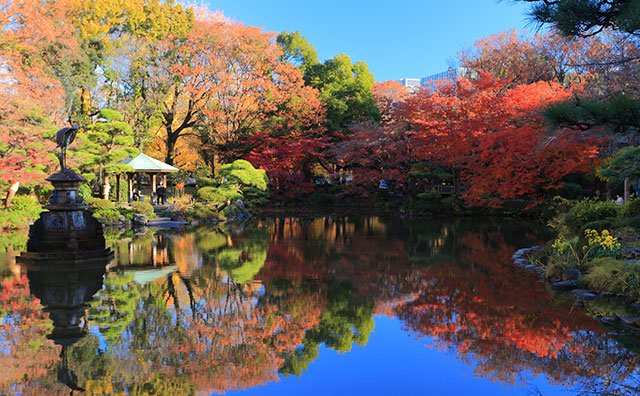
0,0,74,198
169,18,326,178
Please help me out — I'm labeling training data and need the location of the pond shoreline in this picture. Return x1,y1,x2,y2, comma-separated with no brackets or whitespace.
513,246,640,331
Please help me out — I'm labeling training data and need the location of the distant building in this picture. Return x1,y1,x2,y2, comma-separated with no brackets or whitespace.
398,78,421,90
399,67,476,92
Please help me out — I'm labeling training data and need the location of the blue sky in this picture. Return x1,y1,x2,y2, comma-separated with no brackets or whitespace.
204,0,536,82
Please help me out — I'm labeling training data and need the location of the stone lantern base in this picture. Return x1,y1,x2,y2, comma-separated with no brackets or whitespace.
22,168,114,261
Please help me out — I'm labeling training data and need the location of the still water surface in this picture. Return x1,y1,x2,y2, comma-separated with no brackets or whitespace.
1,216,639,395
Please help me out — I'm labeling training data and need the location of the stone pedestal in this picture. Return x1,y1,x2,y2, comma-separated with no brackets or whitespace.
21,169,114,262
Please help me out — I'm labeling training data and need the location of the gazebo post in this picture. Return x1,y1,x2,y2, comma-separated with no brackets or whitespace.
127,173,132,202
152,173,157,204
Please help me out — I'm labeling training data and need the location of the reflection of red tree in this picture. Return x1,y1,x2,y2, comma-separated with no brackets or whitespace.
257,217,421,303
396,231,639,386
0,275,62,394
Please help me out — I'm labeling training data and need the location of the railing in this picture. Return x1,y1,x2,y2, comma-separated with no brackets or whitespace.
434,185,455,195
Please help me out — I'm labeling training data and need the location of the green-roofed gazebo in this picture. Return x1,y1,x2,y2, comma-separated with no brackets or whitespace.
117,153,179,203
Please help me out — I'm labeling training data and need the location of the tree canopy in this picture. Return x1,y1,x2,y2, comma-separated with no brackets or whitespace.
519,0,640,36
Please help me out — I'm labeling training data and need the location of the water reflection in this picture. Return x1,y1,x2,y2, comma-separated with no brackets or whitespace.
1,217,640,395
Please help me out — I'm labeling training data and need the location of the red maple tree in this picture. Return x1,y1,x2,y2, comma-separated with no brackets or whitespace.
400,73,601,206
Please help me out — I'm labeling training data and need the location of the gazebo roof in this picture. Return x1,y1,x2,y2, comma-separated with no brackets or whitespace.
119,152,179,173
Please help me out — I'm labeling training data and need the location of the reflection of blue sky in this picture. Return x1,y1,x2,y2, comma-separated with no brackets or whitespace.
228,316,573,396
0,316,10,355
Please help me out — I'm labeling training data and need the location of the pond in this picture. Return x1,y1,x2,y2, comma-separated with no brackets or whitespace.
1,216,639,395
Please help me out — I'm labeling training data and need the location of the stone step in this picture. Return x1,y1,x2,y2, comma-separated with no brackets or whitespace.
148,217,172,223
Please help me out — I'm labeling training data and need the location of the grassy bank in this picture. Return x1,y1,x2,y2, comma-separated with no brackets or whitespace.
531,198,640,297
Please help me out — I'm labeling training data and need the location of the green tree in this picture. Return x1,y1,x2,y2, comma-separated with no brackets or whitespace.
599,146,640,201
545,93,640,132
74,109,138,191
196,160,269,207
280,281,374,377
305,54,380,134
217,227,269,283
88,273,141,345
277,30,319,74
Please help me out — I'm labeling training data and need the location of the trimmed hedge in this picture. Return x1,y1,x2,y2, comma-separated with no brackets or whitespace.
129,201,155,218
565,199,619,233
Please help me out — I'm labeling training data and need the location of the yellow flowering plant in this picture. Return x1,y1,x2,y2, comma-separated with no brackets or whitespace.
582,229,621,260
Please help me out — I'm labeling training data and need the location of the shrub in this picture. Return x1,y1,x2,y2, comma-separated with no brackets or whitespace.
194,206,220,221
579,220,613,236
167,196,192,219
10,195,41,214
565,199,619,233
582,257,640,294
85,198,119,222
307,191,335,207
196,177,216,187
85,197,114,210
222,202,248,219
116,206,135,222
92,208,120,222
0,228,29,252
196,186,242,204
108,180,128,202
33,185,53,204
626,214,640,230
404,190,444,213
218,160,268,191
243,186,269,208
0,195,41,230
129,201,155,218
623,198,640,218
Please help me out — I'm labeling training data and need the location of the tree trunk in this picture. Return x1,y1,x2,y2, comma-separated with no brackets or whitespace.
165,128,177,166
4,182,20,208
98,164,104,196
210,151,216,177
624,177,630,203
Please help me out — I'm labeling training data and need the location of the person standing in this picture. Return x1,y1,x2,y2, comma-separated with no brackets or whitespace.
157,183,166,205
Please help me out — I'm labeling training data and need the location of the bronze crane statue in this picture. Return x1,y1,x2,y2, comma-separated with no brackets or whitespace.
55,126,80,170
